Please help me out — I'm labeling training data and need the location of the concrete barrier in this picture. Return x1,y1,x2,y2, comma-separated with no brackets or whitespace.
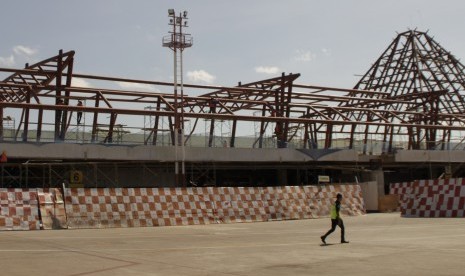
390,178,465,217
64,187,217,228
0,189,40,230
0,184,366,230
64,185,365,229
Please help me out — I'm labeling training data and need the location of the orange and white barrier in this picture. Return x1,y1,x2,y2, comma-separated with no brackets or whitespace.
64,187,215,228
390,178,465,217
64,185,365,229
0,189,40,230
0,184,365,230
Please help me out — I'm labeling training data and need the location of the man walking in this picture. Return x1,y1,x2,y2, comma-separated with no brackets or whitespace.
321,193,349,244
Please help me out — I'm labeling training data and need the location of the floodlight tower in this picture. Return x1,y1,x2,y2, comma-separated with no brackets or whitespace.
163,9,193,186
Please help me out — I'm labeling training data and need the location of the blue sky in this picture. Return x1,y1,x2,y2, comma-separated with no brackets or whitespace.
2,1,465,96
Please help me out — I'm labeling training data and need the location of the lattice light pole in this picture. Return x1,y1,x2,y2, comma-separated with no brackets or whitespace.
163,9,193,185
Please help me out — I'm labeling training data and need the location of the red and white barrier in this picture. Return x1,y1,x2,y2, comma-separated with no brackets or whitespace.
389,181,411,211
64,185,365,229
0,184,365,230
0,189,40,230
64,187,212,228
390,178,465,217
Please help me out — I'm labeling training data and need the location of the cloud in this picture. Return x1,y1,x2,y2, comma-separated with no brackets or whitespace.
294,50,316,62
117,81,157,91
187,70,216,84
72,78,93,88
255,66,280,74
0,45,38,67
321,48,332,56
0,55,15,67
13,45,38,57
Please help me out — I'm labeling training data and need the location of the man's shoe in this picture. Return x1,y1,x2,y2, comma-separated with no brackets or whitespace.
321,236,326,244
341,240,349,244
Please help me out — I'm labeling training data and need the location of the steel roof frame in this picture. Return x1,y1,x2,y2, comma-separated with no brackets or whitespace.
1,30,465,151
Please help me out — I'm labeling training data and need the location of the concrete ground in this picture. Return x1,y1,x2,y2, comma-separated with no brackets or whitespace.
1,213,464,276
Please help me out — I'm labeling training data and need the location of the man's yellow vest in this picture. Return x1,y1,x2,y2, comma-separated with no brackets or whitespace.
330,203,338,219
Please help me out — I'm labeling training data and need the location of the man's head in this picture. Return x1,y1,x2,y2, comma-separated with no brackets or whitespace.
336,193,343,200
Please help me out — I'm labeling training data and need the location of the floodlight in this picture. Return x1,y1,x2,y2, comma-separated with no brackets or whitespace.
168,9,175,16
183,11,188,18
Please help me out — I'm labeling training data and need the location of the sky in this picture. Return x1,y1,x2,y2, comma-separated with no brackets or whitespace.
2,0,465,96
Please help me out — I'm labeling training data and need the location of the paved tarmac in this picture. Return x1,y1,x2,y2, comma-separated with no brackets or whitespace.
1,213,464,276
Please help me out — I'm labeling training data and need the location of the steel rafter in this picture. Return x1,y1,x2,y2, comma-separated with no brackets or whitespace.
1,34,465,151
329,30,465,150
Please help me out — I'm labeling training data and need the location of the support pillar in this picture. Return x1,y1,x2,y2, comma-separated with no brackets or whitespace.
366,169,385,197
277,169,288,186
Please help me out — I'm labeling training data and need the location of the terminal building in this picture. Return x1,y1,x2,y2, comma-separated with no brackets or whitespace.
1,30,465,202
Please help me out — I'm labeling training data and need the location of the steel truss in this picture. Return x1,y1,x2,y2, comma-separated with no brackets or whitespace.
1,30,465,151
337,30,465,151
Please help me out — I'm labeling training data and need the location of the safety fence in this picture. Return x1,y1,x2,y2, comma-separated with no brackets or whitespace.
0,184,365,230
390,178,465,217
0,189,40,230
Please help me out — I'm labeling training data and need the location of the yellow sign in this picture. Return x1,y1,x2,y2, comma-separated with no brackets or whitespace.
318,175,330,183
70,170,83,184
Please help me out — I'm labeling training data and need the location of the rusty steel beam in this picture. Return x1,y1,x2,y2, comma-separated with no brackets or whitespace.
1,44,465,150
2,101,465,131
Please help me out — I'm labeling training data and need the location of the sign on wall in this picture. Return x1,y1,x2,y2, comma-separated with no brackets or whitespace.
70,170,83,188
